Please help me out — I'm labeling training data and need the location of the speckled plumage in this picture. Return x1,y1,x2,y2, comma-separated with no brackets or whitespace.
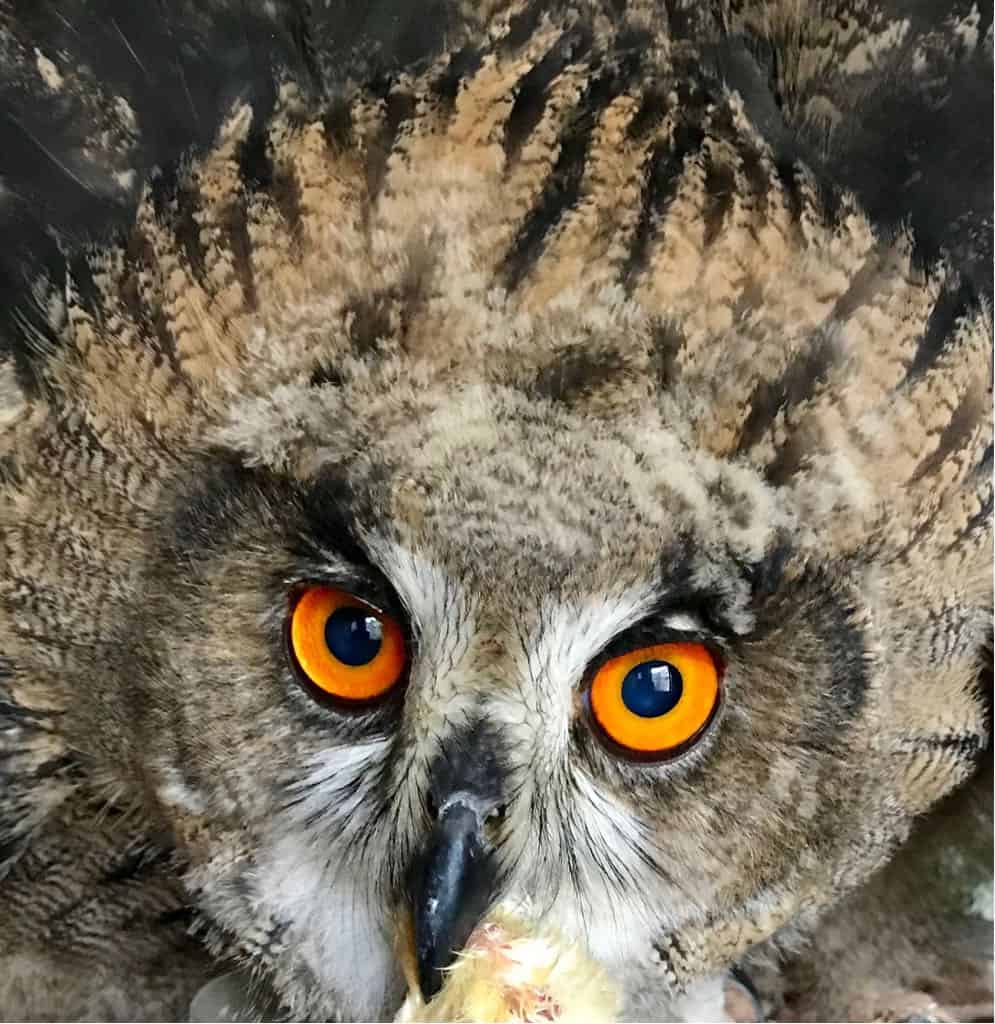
0,2,991,1021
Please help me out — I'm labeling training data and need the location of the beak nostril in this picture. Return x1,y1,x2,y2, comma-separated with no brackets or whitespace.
483,803,506,843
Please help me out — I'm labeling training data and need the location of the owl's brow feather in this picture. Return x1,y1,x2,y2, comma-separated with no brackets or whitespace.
295,470,380,571
166,446,414,621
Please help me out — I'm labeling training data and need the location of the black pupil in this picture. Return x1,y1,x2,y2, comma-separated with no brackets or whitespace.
325,607,383,666
620,660,683,718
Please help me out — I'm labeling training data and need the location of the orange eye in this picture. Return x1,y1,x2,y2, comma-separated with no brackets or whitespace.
289,586,407,702
588,643,720,758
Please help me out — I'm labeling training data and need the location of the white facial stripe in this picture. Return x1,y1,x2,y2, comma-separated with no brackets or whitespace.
155,764,207,814
524,585,660,721
246,739,401,1017
661,611,706,633
524,767,695,964
362,540,478,719
492,583,662,856
282,739,389,830
362,540,474,657
495,589,712,969
252,831,399,1019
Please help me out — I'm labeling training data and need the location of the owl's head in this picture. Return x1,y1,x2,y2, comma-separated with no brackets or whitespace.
135,358,816,1017
2,9,990,1020
122,277,986,1018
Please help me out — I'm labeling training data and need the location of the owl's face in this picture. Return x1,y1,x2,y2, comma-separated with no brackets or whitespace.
121,363,927,1019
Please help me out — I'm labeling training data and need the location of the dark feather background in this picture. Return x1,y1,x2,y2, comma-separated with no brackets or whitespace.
1,2,990,386
0,0,474,392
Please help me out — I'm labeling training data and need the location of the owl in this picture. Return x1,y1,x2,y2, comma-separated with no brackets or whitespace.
0,1,991,1021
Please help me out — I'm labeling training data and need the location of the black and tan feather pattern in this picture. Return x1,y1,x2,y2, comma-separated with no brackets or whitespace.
0,1,991,1021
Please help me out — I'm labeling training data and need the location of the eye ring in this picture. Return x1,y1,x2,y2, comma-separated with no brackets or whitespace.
586,642,722,762
287,585,408,704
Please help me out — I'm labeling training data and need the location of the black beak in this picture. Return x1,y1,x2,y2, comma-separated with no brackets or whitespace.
411,796,497,1001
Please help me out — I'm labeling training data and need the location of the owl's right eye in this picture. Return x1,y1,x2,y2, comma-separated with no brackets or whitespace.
288,586,407,702
587,641,721,759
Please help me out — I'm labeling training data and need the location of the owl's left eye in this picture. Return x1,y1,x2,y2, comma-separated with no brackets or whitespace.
288,586,407,702
587,642,721,759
